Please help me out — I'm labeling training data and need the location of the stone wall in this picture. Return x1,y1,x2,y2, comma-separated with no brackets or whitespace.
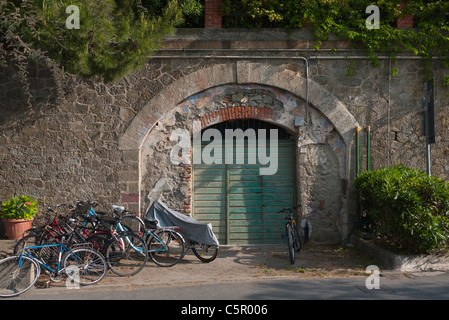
309,57,448,174
138,83,347,241
0,56,215,224
0,29,448,241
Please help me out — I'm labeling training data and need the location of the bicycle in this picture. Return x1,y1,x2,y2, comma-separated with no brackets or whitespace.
81,209,148,277
13,204,75,255
143,219,185,267
0,239,107,297
21,205,99,263
84,202,185,268
107,206,185,267
278,205,302,264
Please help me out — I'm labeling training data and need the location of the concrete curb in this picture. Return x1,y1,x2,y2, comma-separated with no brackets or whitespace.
351,235,449,271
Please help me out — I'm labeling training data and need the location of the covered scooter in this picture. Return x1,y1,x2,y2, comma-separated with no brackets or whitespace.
145,199,219,247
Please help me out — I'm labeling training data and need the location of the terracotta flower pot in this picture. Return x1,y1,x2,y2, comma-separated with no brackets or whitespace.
2,218,33,240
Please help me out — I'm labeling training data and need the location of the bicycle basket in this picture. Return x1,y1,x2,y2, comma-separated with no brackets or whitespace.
144,219,158,230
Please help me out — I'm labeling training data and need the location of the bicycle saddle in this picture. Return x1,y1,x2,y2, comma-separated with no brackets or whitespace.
145,219,158,229
112,205,125,212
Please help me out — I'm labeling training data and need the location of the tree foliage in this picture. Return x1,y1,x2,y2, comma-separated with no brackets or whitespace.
221,0,449,85
355,165,449,254
0,0,202,83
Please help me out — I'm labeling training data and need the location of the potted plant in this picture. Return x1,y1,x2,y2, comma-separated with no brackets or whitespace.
1,195,38,240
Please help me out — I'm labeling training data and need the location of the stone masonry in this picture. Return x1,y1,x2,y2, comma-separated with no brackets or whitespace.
0,28,448,241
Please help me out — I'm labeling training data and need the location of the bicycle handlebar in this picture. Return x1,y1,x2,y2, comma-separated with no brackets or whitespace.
76,200,99,207
47,203,69,211
277,204,300,214
47,203,75,217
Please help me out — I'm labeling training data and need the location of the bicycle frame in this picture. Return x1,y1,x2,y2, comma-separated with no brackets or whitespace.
42,204,75,239
144,229,173,253
19,242,71,276
115,223,146,253
84,204,177,256
47,217,64,235
286,213,295,231
85,207,146,254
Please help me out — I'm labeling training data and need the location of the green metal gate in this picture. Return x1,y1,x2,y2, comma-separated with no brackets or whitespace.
193,140,296,245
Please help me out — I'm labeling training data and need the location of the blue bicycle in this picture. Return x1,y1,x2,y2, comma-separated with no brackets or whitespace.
0,239,107,297
76,201,184,268
74,205,148,277
110,205,185,268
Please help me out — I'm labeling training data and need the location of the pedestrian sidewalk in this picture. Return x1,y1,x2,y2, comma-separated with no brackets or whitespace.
3,238,449,300
0,239,374,291
0,240,15,258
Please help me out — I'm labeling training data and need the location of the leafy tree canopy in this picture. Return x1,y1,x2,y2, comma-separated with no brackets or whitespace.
0,0,203,82
222,0,449,84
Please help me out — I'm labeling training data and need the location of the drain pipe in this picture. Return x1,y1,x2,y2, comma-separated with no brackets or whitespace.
366,126,371,171
356,126,360,176
305,57,309,125
355,126,360,220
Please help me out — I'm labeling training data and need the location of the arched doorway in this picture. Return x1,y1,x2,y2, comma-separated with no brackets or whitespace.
193,119,295,245
118,62,360,242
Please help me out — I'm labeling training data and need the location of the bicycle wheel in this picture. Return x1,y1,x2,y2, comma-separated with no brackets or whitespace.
192,245,219,263
147,229,185,267
294,228,302,252
106,232,148,276
13,231,42,255
86,234,110,255
63,247,107,285
0,255,40,297
286,224,295,264
38,238,61,270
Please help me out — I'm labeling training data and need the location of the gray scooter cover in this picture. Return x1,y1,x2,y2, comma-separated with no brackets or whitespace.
145,199,219,246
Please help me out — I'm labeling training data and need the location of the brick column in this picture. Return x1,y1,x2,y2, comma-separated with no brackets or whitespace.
179,163,192,215
205,0,222,28
397,1,413,28
119,150,140,214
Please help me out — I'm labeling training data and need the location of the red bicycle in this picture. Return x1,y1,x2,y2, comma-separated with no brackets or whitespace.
13,204,74,254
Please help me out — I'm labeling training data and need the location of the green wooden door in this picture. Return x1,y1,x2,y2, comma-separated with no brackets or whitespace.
193,140,296,245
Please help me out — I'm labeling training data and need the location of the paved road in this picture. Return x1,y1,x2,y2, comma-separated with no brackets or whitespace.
8,270,449,300
3,239,449,310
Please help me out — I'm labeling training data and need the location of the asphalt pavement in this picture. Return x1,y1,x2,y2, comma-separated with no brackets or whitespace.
1,239,449,301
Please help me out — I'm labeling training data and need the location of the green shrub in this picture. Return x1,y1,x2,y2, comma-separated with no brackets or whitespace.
0,195,38,221
354,165,449,254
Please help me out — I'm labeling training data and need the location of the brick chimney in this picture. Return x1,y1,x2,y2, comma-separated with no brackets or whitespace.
397,1,414,28
205,0,222,28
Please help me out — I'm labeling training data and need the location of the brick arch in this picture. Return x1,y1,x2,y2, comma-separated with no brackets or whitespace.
119,62,359,236
198,106,275,129
181,107,293,216
118,61,359,151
